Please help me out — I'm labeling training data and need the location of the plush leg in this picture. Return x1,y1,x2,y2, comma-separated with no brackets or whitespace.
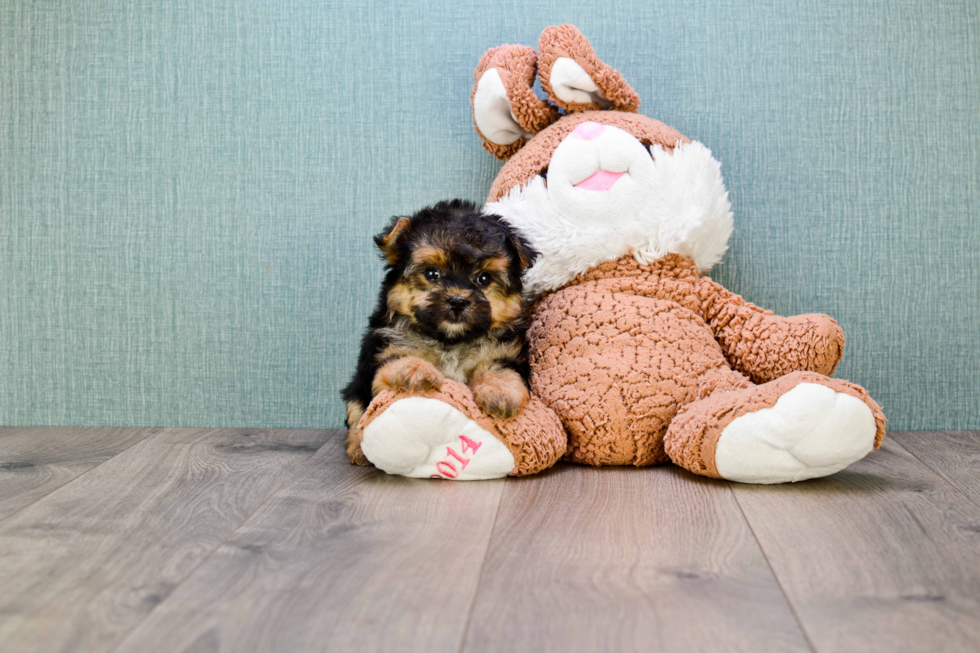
356,380,566,479
664,371,886,484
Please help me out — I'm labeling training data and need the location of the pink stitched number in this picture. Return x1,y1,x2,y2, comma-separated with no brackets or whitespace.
445,446,470,469
436,461,458,479
459,434,482,455
431,436,484,479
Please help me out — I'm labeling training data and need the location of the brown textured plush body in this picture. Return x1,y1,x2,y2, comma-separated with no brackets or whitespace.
527,255,885,467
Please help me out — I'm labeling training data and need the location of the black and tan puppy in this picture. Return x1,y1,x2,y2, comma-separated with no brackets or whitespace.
341,199,538,465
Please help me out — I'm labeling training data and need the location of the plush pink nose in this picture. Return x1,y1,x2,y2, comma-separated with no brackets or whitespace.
570,121,605,140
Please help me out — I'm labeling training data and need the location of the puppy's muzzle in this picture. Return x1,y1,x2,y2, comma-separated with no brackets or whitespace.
447,295,470,319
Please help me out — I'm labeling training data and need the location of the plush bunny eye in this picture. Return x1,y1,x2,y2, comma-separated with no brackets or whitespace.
476,272,493,287
425,268,441,282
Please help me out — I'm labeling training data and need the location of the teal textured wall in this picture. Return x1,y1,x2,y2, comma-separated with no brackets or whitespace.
1,1,978,430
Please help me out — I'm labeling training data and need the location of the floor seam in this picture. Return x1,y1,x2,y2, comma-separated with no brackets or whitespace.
455,481,507,653
106,429,341,653
889,436,980,513
727,481,819,653
0,427,164,527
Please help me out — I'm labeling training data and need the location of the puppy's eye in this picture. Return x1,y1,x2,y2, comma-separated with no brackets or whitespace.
424,267,441,282
476,272,492,287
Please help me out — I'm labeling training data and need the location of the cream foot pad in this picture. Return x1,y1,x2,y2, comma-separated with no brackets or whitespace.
361,397,515,480
715,382,877,484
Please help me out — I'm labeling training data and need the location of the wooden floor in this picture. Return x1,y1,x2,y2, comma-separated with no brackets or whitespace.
0,428,978,652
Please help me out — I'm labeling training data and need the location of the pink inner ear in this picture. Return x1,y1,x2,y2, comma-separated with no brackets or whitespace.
571,121,605,140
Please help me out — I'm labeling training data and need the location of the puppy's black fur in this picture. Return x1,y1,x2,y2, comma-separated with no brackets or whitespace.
341,199,538,463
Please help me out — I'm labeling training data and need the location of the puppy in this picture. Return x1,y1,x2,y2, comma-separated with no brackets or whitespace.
341,199,538,465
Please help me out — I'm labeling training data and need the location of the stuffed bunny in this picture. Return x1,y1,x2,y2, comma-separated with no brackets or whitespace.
354,24,885,483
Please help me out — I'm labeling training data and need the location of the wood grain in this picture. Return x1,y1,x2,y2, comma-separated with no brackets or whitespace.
730,439,980,653
0,428,333,653
0,427,158,521
3,427,979,652
114,445,506,653
460,464,810,653
891,431,980,507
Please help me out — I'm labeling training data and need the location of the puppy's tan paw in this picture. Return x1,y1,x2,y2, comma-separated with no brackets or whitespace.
373,357,445,395
472,371,529,420
348,444,372,466
344,426,372,466
343,401,372,466
347,438,372,466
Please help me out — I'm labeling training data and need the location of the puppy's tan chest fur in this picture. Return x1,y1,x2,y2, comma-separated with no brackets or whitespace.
377,326,520,382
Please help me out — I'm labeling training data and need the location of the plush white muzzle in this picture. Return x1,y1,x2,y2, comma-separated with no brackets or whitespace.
487,126,734,298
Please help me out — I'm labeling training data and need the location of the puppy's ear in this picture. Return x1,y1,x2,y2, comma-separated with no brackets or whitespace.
505,227,538,271
374,216,412,266
472,44,560,161
537,24,640,113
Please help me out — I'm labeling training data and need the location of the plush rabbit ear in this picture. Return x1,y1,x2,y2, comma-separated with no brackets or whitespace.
472,44,560,160
538,24,640,114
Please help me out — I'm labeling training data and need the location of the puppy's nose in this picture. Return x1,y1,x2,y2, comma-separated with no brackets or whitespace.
570,121,605,140
448,295,469,313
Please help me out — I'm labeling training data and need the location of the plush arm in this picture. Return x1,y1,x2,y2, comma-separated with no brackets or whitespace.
695,276,845,384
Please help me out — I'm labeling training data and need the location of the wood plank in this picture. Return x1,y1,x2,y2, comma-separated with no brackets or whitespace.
730,439,980,653
0,427,334,653
0,427,158,521
891,431,980,507
113,445,505,653
461,465,811,653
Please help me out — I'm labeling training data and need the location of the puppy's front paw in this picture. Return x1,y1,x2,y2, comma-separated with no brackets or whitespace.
373,357,445,395
472,371,529,420
346,432,372,466
344,401,372,466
